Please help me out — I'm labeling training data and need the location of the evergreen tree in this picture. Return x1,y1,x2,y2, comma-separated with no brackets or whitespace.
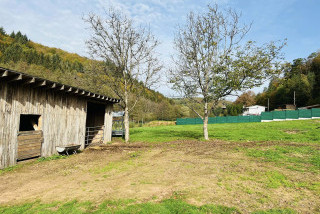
0,27,6,36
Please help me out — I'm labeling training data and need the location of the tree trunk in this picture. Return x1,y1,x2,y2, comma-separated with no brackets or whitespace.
124,105,130,142
124,86,130,142
203,101,209,140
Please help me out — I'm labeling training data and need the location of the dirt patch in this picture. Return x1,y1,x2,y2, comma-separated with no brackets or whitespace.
284,130,302,134
87,142,148,152
0,140,319,213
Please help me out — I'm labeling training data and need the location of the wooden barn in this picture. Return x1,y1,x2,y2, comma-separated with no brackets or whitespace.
0,67,119,169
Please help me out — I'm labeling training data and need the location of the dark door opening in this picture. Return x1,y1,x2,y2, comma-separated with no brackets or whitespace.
85,102,106,147
17,114,43,161
19,114,41,131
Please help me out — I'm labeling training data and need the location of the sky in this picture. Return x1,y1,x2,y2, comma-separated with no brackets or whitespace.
0,0,319,98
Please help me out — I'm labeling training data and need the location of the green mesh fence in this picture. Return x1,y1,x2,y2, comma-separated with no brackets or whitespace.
273,111,286,120
226,116,238,123
299,109,312,118
261,112,273,120
176,108,319,125
286,110,299,119
249,115,261,122
195,118,203,124
176,118,183,125
216,116,226,123
208,117,216,123
312,108,320,117
238,116,249,123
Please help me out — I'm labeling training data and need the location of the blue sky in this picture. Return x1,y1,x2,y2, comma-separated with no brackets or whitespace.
0,0,319,97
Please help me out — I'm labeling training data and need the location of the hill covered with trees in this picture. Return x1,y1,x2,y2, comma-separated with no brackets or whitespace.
255,52,320,110
0,27,184,122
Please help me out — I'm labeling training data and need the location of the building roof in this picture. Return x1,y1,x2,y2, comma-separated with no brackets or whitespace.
0,67,120,104
245,105,266,109
298,104,320,109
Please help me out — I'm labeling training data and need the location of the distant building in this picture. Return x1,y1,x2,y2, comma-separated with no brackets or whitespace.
278,104,296,110
298,104,320,109
243,105,266,116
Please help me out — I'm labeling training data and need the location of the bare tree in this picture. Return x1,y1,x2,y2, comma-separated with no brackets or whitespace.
170,4,286,140
85,8,162,142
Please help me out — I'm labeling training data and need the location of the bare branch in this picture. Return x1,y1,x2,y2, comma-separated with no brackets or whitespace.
84,8,162,142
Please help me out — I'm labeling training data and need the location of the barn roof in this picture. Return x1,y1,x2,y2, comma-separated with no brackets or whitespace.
0,67,120,104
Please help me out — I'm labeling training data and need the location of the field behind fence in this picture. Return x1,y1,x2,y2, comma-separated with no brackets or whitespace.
176,108,320,125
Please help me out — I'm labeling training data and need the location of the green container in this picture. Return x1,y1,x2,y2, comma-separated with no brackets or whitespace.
285,110,299,119
312,108,320,117
261,112,273,120
273,111,286,120
299,109,312,118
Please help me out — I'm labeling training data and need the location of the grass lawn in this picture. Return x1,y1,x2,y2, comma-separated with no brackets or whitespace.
0,119,319,213
130,119,320,143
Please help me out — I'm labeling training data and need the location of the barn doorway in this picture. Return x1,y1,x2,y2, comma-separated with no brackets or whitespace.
85,102,105,147
17,114,43,161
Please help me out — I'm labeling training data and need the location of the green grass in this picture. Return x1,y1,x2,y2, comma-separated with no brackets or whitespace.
0,199,297,214
251,209,297,214
37,154,68,162
0,154,69,175
245,145,320,172
0,164,23,175
130,119,320,143
264,171,292,188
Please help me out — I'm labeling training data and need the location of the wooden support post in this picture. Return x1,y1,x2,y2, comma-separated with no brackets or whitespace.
103,104,113,143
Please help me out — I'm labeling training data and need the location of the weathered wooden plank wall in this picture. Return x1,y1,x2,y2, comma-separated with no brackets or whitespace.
0,81,89,169
17,130,43,160
104,104,113,142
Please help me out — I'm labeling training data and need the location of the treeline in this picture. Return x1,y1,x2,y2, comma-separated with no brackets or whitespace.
0,27,184,121
255,52,320,109
226,51,320,114
179,51,320,118
0,28,84,74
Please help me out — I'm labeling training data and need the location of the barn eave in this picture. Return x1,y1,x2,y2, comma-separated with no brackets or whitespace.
0,67,120,104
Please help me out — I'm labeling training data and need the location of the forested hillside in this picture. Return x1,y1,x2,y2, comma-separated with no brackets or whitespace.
0,27,184,122
255,52,320,109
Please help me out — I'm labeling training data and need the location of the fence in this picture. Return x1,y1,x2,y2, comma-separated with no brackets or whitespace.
85,125,104,146
176,108,320,125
